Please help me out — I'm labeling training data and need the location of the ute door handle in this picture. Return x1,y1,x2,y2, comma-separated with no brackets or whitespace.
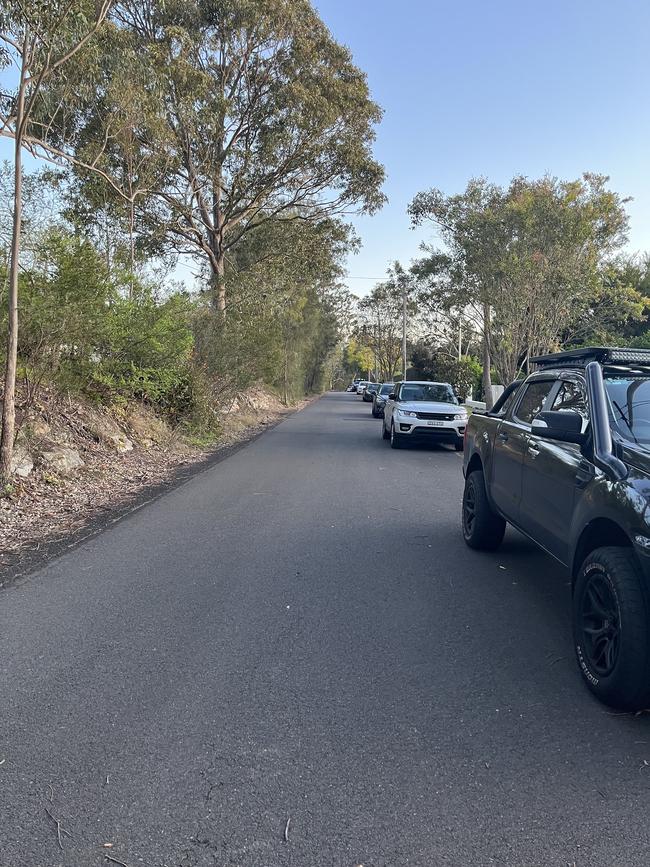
527,438,540,456
497,432,509,442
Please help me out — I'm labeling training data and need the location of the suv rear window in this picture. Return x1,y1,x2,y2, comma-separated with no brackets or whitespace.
513,380,555,424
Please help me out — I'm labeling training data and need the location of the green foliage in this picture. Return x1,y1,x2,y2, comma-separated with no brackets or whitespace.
0,227,197,416
195,269,341,405
410,174,632,383
70,0,385,308
341,338,374,380
410,342,482,400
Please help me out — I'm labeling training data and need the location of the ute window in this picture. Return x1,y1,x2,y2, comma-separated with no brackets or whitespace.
604,377,650,445
550,380,589,430
399,384,458,403
491,382,522,417
513,380,555,424
379,384,394,396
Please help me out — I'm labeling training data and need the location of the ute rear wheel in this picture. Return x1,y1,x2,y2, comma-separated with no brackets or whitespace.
382,419,390,440
461,469,506,550
573,547,650,710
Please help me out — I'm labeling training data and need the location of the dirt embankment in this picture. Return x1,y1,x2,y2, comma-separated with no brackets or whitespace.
1,386,306,584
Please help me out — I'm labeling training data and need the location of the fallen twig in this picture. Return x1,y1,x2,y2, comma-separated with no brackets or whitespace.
105,855,131,867
284,816,291,843
44,806,72,850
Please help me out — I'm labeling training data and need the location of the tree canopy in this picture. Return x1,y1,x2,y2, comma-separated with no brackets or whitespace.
410,174,635,385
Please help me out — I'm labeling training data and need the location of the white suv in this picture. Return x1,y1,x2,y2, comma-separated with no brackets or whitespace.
355,380,369,394
382,381,468,450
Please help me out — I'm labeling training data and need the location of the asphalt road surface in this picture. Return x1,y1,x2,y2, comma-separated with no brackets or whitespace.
3,391,650,867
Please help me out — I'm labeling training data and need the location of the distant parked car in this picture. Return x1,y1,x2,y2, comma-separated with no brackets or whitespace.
362,382,380,402
355,380,369,394
372,382,394,418
382,380,468,449
346,383,356,392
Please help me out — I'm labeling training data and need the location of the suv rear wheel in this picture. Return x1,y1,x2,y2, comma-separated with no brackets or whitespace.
461,469,506,550
573,547,650,710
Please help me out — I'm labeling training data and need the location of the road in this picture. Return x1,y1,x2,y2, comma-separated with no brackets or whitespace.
2,391,650,867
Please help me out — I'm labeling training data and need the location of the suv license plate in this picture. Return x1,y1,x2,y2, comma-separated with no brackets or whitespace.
426,420,444,426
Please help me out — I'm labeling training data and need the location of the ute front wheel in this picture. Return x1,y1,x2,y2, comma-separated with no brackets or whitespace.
573,547,650,710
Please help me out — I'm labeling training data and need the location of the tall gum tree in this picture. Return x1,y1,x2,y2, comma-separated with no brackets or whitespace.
409,174,630,403
110,0,386,312
0,0,114,482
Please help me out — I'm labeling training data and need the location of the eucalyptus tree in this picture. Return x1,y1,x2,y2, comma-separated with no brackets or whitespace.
0,0,114,481
108,0,386,312
410,174,630,406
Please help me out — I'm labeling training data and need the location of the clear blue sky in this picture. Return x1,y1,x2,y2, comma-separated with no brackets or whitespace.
313,0,650,296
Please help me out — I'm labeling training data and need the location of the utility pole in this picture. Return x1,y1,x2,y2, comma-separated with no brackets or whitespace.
402,279,407,381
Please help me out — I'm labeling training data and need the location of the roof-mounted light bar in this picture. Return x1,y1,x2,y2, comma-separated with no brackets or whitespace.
532,347,650,368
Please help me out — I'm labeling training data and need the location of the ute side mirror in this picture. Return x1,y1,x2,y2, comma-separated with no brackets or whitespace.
531,410,587,445
388,392,396,400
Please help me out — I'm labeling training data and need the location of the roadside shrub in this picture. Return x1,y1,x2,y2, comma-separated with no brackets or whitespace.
0,228,198,419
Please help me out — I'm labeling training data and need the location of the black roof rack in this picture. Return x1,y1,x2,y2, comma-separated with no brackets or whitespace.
531,347,650,369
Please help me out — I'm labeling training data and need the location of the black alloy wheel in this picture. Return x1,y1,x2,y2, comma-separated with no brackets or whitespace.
578,571,621,677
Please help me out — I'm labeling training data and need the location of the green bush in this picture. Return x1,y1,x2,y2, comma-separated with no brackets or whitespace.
1,229,197,418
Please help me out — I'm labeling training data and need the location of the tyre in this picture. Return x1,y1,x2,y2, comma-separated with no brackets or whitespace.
382,420,390,440
454,437,464,452
573,547,650,710
461,470,506,550
372,408,379,418
390,421,403,449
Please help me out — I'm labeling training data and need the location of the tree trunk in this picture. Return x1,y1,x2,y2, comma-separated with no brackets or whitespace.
212,172,226,313
283,341,289,405
128,197,135,299
211,254,226,312
482,302,493,411
0,57,27,484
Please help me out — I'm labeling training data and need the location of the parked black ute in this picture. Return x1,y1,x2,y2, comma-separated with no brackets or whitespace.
462,347,650,710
